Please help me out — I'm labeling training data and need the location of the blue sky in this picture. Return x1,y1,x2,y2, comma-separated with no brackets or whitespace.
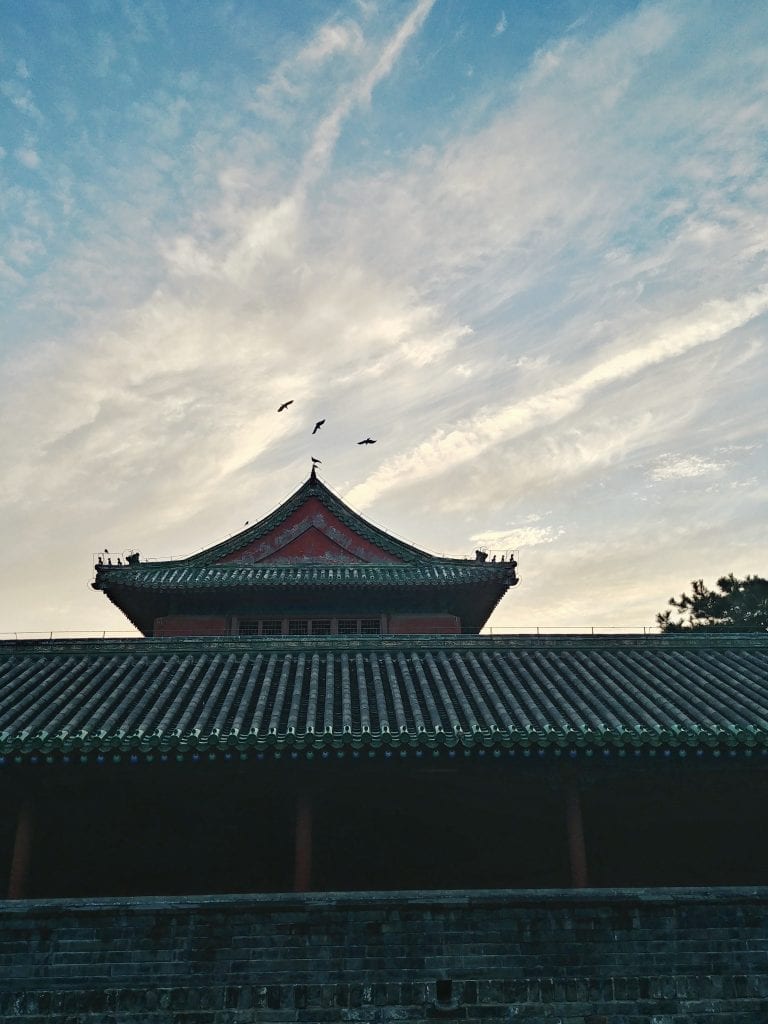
1,0,766,634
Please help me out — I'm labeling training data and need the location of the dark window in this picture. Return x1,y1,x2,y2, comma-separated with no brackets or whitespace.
311,620,332,635
360,618,381,635
337,619,358,635
238,620,260,636
261,619,283,635
289,619,309,635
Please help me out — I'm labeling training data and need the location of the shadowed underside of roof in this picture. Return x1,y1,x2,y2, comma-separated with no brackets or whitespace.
0,635,766,757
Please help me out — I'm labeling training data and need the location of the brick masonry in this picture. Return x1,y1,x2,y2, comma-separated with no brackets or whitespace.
1,888,768,1023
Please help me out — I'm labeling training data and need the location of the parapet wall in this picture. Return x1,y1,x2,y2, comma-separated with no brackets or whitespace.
1,888,768,1022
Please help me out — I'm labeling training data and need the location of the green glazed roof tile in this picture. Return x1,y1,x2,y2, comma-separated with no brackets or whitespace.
95,562,516,590
0,633,766,757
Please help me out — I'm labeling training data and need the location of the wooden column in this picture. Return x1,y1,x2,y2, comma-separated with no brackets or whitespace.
7,797,34,900
293,794,312,892
564,775,589,888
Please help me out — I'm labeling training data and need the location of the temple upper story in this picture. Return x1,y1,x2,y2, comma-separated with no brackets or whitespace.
93,470,518,637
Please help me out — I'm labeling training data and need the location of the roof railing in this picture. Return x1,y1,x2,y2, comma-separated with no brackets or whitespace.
0,625,664,641
481,625,662,635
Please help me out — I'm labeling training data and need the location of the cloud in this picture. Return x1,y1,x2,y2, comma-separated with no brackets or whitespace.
296,0,437,190
472,525,563,550
1,80,43,120
650,454,725,481
250,19,365,121
93,32,119,78
494,12,508,37
347,288,768,508
14,147,40,169
1,0,767,634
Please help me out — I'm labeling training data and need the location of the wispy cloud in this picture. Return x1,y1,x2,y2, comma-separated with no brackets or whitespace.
472,525,563,550
297,0,437,190
1,79,43,120
494,12,508,37
0,0,766,633
651,454,725,480
14,146,40,169
347,288,768,508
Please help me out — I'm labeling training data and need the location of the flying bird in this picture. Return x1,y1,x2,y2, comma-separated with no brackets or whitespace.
357,437,377,445
311,457,322,465
312,419,325,434
277,400,293,412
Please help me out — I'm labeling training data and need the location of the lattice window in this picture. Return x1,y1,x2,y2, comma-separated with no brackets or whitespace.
237,617,384,636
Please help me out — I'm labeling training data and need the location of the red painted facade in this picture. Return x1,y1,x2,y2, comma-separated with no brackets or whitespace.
217,498,402,566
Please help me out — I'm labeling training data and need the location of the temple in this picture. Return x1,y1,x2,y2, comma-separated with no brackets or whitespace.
93,470,519,638
1,472,768,1021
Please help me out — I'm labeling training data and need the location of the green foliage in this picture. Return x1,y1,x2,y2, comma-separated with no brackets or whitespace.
657,574,768,632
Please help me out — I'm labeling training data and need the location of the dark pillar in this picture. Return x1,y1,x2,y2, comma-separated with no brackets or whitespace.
564,775,589,888
7,797,34,899
293,794,312,892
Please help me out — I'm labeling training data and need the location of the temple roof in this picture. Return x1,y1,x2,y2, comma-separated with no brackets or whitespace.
98,473,510,572
93,473,518,634
1,633,766,760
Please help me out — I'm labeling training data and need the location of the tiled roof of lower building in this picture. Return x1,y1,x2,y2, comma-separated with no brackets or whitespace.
0,634,766,758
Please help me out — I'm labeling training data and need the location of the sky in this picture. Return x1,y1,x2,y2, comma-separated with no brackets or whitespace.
1,0,766,636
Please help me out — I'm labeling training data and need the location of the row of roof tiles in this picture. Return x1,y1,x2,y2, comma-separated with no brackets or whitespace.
0,635,766,755
95,563,516,589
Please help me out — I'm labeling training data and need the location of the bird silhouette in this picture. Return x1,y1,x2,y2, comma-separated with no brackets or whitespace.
277,400,293,412
312,419,325,434
357,437,376,445
311,457,322,465
244,521,249,527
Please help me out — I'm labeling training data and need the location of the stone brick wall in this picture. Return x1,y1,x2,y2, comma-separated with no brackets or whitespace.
1,888,767,1023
